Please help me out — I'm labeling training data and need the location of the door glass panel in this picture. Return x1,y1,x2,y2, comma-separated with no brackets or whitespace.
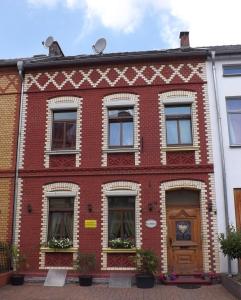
176,221,191,241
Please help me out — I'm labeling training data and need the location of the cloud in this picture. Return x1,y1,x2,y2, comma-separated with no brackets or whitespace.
167,0,241,46
27,0,241,47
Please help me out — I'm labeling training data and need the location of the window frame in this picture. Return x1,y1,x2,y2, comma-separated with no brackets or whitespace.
165,104,193,146
223,65,241,77
108,106,134,148
226,97,241,146
51,109,77,151
108,196,136,245
47,197,74,241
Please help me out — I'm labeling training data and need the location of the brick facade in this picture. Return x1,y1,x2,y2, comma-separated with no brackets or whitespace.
15,55,219,275
0,69,20,242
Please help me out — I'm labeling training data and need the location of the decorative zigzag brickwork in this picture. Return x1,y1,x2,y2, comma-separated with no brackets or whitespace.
24,63,206,92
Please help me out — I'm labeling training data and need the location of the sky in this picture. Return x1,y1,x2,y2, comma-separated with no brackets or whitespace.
0,0,241,59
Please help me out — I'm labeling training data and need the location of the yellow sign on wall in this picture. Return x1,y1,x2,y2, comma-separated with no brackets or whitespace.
84,219,97,229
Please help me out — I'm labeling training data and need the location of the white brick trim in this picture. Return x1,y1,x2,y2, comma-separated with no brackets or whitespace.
39,182,80,270
101,93,140,166
14,178,23,246
208,173,220,272
203,80,213,164
159,90,201,165
24,63,206,91
101,181,142,270
19,94,28,169
44,96,82,168
159,180,210,273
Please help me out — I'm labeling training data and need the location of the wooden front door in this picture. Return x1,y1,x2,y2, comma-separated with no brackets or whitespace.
167,206,202,274
234,189,241,271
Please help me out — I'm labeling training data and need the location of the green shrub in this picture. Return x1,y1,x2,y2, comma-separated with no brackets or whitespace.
219,225,241,260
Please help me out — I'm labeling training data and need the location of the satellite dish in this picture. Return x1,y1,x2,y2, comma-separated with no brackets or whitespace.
43,36,54,48
92,38,106,54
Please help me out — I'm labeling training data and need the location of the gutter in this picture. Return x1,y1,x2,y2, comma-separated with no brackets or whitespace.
210,51,231,274
12,60,24,246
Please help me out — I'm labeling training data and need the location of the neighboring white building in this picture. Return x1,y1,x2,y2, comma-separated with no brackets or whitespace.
207,46,241,274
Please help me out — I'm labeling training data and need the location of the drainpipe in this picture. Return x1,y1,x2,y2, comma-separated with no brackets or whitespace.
12,60,24,246
210,51,231,274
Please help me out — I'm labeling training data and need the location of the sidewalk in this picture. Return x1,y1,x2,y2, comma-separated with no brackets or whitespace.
0,283,237,300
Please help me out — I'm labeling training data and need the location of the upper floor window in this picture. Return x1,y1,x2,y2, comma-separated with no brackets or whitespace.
48,197,74,241
223,65,241,76
226,98,241,145
108,107,134,147
165,105,192,146
52,110,77,150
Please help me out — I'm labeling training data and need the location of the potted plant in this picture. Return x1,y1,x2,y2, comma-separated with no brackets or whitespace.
109,238,135,249
10,245,27,285
48,237,73,249
219,225,241,298
73,252,96,286
132,249,159,288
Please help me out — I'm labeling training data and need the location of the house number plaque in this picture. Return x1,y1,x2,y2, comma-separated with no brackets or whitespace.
145,219,157,228
85,219,97,229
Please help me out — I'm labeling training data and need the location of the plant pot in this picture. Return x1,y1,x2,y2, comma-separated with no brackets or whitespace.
78,275,93,286
136,274,155,288
10,274,25,285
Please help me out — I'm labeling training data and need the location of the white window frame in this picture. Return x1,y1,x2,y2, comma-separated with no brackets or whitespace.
101,93,140,166
44,96,82,168
159,91,201,165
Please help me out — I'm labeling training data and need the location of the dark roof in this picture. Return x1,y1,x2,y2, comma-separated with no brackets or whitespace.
1,44,241,69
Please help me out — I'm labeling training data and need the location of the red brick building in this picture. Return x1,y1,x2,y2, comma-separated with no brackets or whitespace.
15,37,220,277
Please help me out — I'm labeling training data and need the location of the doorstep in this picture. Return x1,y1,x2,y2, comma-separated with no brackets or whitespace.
162,275,212,285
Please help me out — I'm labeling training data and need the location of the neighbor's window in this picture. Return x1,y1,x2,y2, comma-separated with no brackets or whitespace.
108,196,135,244
48,197,74,240
165,105,192,146
108,107,134,147
226,98,241,145
223,65,241,76
52,110,77,150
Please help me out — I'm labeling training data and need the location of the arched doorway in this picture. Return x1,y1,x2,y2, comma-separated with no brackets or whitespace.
166,189,202,274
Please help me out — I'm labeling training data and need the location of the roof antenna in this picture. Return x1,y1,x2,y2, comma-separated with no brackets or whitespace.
92,38,107,55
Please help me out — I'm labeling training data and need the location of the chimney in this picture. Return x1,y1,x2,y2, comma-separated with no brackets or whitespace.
49,41,64,57
179,31,190,48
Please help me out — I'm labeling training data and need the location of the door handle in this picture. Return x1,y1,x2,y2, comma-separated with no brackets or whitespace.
169,238,172,246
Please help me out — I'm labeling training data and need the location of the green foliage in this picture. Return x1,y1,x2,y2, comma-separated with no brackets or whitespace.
108,238,134,249
219,225,241,260
11,245,27,272
48,238,73,249
132,249,159,274
73,253,96,274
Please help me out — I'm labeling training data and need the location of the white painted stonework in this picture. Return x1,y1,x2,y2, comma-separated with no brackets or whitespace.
207,56,241,274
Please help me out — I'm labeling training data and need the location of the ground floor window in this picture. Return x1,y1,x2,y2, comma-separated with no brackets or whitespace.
108,196,135,247
48,197,74,241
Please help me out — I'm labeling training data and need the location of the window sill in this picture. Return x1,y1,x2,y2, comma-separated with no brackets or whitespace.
230,145,241,148
46,150,79,155
161,146,199,152
40,247,78,253
103,148,138,153
102,248,137,253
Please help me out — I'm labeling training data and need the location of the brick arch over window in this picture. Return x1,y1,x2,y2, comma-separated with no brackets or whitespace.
159,179,219,273
159,90,201,165
101,181,142,270
44,96,82,168
101,93,140,166
39,182,80,270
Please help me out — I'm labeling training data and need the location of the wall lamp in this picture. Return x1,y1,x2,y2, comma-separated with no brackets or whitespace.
148,202,158,212
87,204,93,213
27,204,32,213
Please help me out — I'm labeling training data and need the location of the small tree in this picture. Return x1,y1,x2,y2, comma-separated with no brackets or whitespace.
219,225,241,261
